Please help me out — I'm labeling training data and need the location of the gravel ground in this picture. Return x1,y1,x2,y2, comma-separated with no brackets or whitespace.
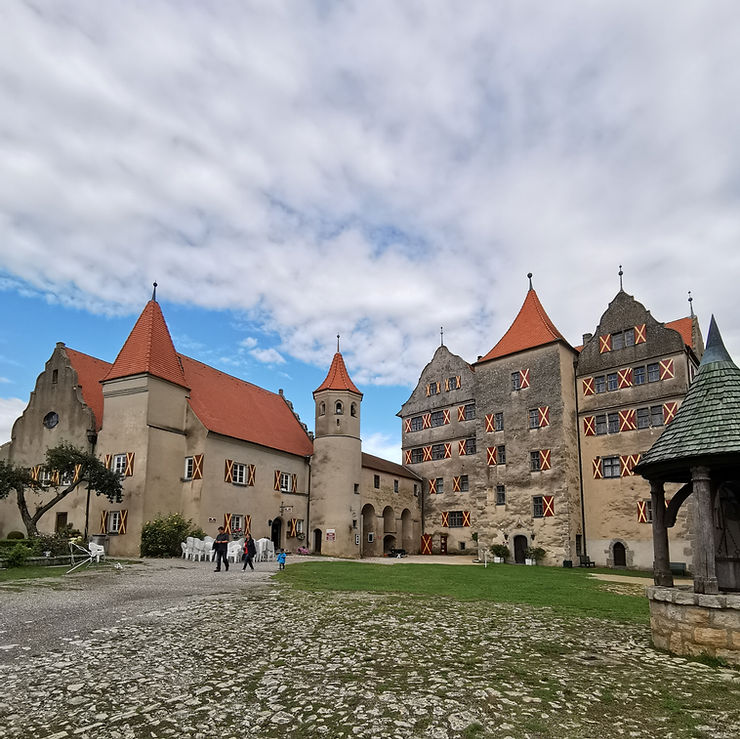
0,558,739,739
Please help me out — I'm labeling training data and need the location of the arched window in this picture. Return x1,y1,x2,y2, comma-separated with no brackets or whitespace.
350,402,357,417
335,401,343,415
319,402,326,416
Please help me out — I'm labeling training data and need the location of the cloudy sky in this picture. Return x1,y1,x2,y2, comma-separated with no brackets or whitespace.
1,1,739,460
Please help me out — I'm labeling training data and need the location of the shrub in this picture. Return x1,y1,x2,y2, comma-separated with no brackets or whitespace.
490,543,510,559
7,530,25,540
33,533,73,557
525,546,546,562
5,543,29,568
140,513,204,557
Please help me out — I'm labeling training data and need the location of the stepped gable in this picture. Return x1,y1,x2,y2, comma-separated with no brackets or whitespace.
477,287,571,363
103,300,188,388
636,317,740,481
314,352,362,396
180,354,314,457
65,348,111,431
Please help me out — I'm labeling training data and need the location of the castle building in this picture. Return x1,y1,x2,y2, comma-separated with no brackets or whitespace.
400,277,704,569
0,296,420,558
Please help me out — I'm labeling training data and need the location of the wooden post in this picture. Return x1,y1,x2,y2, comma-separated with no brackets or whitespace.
691,465,719,594
650,479,673,587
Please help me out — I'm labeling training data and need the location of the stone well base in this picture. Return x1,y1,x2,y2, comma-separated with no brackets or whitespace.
647,586,740,665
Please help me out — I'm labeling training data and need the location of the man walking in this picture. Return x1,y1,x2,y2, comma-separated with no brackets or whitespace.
213,526,230,572
242,533,257,571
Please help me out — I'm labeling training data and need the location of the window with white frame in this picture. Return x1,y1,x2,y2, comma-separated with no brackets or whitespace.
232,463,246,485
602,456,621,478
40,468,52,485
107,510,121,534
113,454,126,475
184,457,194,479
231,514,244,535
280,472,292,492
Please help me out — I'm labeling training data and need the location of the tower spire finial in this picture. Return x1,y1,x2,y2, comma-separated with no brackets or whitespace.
688,290,694,317
337,334,340,353
440,326,444,347
618,265,623,291
152,281,158,301
527,272,533,290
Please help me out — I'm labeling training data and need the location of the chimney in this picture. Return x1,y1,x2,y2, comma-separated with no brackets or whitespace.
582,333,593,344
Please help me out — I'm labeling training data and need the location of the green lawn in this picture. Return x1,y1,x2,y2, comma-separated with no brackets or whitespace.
278,561,650,624
0,564,69,582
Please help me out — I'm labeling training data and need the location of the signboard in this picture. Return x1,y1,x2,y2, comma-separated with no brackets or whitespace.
326,529,336,542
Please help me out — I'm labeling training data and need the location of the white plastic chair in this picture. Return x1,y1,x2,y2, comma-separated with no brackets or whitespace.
227,540,242,564
180,541,188,559
185,536,197,560
88,542,106,563
202,536,215,562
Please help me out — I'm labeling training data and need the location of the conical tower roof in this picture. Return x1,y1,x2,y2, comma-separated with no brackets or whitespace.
314,352,362,396
636,317,740,481
103,300,188,388
477,283,570,363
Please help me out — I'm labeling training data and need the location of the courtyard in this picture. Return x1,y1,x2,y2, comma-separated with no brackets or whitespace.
0,558,738,739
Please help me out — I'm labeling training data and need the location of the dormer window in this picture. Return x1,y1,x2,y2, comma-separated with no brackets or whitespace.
335,401,344,415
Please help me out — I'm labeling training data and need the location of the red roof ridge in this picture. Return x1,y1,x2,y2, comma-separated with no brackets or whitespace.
103,300,188,388
314,352,362,396
477,288,571,363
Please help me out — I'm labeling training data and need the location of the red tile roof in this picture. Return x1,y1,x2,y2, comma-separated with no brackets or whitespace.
103,301,188,388
180,354,313,457
362,452,422,480
65,348,111,431
666,317,693,348
477,288,571,363
314,352,362,396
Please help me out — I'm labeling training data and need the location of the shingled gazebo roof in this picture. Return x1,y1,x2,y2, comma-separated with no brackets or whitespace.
636,317,740,483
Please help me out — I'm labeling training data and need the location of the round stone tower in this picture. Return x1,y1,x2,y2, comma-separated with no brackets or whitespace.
310,344,363,558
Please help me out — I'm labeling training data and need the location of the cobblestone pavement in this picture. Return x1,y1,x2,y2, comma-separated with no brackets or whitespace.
1,559,739,738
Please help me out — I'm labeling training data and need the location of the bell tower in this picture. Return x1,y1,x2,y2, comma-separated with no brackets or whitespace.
310,338,363,558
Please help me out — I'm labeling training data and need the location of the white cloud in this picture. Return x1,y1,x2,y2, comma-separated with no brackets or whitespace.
239,337,258,349
362,432,401,465
1,2,740,383
0,377,10,384
0,398,25,445
249,347,286,365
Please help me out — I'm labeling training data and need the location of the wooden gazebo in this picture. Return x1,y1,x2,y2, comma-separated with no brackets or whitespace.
636,317,740,594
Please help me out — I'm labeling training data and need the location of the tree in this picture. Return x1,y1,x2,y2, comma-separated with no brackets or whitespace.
0,442,123,538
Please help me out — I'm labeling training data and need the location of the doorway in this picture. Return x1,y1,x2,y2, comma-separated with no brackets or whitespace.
514,535,528,564
55,512,68,534
313,528,322,554
613,541,626,567
271,518,282,551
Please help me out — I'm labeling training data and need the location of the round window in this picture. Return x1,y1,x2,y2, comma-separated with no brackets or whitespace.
43,411,59,429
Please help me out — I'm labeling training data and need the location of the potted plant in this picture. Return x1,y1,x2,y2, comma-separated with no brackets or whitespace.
525,546,546,565
490,543,510,563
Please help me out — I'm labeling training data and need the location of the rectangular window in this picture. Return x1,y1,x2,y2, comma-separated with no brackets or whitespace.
448,510,463,527
651,405,665,427
107,510,121,534
447,377,457,391
429,383,439,395
393,479,399,493
231,514,244,535
645,500,653,523
354,483,360,494
411,448,424,464
496,485,506,505
594,375,606,394
624,328,635,347
464,438,476,455
497,445,506,464
528,408,539,429
459,475,469,492
232,462,246,485
413,484,419,497
533,496,544,518
464,403,476,420
575,534,583,556
436,477,444,495
113,454,127,475
648,362,660,382
637,407,650,429
607,372,618,391
530,451,541,472
602,456,621,478
494,412,504,431
184,457,194,480
279,472,293,492
411,416,423,432
431,444,446,460
633,366,646,385
611,332,625,351
608,412,619,434
595,414,607,435
430,410,445,427
373,474,380,489
511,372,521,391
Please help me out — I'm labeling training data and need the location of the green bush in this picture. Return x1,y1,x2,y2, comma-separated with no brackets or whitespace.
0,539,33,553
33,533,73,557
140,513,205,557
490,543,511,559
525,546,546,562
5,543,29,568
7,530,25,540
